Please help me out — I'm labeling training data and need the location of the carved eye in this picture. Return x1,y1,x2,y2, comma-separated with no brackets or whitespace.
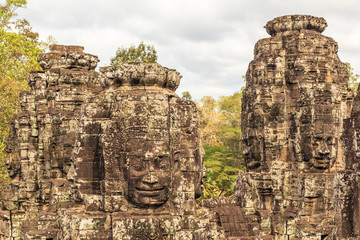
315,137,322,141
159,162,169,170
131,160,145,171
157,156,170,170
327,137,334,145
313,137,322,145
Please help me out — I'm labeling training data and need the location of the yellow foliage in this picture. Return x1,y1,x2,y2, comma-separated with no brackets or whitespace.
197,96,226,146
0,0,44,193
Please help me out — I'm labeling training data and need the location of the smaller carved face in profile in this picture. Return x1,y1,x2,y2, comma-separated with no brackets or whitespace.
125,146,171,207
301,135,338,170
243,135,262,170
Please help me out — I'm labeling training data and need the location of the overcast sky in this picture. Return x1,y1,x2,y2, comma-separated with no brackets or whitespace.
13,0,360,100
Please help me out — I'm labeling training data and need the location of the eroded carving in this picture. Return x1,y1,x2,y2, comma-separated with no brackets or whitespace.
300,125,339,171
124,140,171,207
233,15,353,239
0,45,224,239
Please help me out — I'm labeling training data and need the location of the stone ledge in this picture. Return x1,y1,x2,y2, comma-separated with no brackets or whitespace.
265,15,327,36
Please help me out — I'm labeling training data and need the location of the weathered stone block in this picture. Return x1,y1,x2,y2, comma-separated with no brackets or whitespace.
233,15,353,239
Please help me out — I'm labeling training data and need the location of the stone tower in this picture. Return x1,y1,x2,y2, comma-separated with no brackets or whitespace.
237,15,353,239
0,45,224,239
1,45,101,239
1,15,359,240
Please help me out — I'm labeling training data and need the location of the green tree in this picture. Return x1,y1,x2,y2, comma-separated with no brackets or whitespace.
0,0,44,194
110,41,158,65
181,91,192,100
201,145,242,199
197,91,245,199
218,91,243,163
346,62,360,94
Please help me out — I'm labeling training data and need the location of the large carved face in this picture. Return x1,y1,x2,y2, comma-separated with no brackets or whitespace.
242,110,264,171
301,133,338,170
125,140,171,207
243,133,263,170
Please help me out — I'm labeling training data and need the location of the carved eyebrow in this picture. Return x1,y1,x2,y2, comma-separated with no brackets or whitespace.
130,159,146,164
155,155,170,163
129,160,146,171
156,158,170,170
127,155,146,161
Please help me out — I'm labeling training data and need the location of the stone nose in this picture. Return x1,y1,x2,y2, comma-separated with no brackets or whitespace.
243,146,250,155
318,141,330,155
142,173,159,184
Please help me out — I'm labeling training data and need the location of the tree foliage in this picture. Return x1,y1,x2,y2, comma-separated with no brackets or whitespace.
110,41,158,65
218,91,243,160
201,145,241,199
197,96,223,146
181,91,192,100
346,62,360,95
197,91,244,199
0,0,44,194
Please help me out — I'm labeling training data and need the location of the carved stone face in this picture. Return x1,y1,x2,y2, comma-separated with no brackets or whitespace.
125,141,171,207
242,110,264,171
301,134,338,170
243,135,262,170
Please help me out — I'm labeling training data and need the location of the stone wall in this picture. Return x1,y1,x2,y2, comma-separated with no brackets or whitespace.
339,77,360,238
1,15,360,240
233,15,354,239
0,45,224,239
1,45,101,239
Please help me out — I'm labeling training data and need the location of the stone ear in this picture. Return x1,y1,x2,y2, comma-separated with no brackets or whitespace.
173,151,180,171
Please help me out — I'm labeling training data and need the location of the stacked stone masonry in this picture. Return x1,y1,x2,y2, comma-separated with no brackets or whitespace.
0,45,224,239
1,15,360,239
231,15,356,239
201,15,360,239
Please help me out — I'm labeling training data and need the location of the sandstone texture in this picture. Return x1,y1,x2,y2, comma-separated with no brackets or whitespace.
2,14,360,240
231,15,355,239
0,45,224,239
341,76,360,238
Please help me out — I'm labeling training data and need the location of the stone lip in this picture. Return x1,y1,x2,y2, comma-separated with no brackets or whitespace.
265,15,327,36
100,62,182,91
39,44,99,70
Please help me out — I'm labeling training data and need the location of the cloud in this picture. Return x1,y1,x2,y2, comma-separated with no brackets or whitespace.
16,0,360,100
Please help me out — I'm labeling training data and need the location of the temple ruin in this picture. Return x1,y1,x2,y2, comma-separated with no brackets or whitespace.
0,45,224,239
235,14,353,239
1,15,360,239
203,15,359,239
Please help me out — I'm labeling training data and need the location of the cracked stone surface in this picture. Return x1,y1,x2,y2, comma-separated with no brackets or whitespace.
0,45,225,240
1,15,360,240
231,15,354,239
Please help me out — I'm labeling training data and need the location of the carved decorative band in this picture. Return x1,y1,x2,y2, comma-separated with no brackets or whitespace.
265,15,327,36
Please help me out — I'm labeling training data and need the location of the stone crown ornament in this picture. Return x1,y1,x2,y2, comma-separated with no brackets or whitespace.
0,43,225,239
100,63,182,91
2,14,360,239
265,15,328,36
38,44,99,70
